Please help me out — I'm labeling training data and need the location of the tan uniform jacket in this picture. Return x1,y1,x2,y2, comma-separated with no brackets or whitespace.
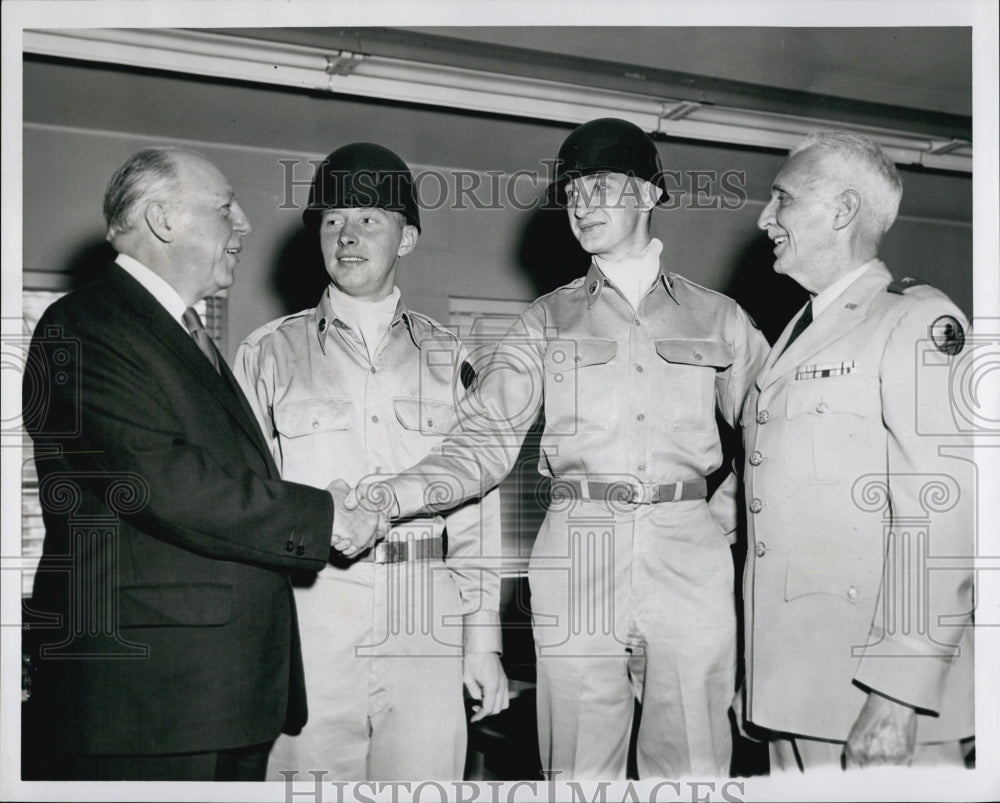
741,260,974,742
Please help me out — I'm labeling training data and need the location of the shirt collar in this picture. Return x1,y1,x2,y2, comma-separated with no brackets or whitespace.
313,285,409,354
584,252,678,309
812,260,877,319
115,253,189,329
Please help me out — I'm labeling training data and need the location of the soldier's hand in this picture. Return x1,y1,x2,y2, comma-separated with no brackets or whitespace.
345,480,401,520
463,652,509,723
843,691,917,768
328,479,388,557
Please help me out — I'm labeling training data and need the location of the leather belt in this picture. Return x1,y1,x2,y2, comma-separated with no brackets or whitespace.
554,478,708,505
365,536,444,564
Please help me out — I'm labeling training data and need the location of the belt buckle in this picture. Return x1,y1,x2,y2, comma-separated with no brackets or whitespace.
628,482,656,505
374,541,407,564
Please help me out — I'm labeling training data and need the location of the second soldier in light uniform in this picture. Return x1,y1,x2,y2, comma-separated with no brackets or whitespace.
364,119,770,778
235,143,507,781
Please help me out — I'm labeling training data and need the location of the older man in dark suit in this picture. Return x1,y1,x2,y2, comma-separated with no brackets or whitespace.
22,148,384,780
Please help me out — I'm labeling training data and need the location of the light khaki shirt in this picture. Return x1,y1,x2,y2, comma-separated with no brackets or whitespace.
234,288,502,653
388,260,770,535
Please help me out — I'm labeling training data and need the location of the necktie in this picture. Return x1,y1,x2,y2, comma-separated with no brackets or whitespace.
182,307,221,374
779,300,813,357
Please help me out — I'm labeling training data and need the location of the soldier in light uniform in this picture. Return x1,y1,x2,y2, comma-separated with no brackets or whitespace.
234,143,508,781
740,129,974,769
357,119,770,778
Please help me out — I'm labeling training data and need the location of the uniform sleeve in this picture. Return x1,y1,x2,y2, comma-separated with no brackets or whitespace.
853,297,974,713
442,486,503,654
708,303,771,539
233,337,280,463
385,306,548,519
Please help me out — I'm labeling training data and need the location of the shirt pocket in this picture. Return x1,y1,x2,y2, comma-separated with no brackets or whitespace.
543,338,618,434
273,398,355,436
393,397,458,468
783,376,876,484
393,397,457,435
654,338,733,430
272,398,355,483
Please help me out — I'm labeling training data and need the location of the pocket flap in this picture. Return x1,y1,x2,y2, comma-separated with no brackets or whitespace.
394,398,456,433
785,376,873,419
118,582,233,627
655,339,732,369
784,550,878,604
274,398,354,437
544,339,616,373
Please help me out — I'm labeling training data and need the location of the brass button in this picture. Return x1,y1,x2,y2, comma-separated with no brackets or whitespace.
295,546,305,556
750,498,763,514
757,410,770,425
755,541,766,558
749,450,763,466
285,540,295,552
816,402,829,414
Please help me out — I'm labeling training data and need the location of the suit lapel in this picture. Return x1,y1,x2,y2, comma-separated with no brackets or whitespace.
108,266,278,475
757,262,892,392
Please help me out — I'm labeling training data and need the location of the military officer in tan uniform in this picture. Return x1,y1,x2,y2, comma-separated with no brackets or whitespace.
235,143,507,780
740,129,974,770
352,119,770,778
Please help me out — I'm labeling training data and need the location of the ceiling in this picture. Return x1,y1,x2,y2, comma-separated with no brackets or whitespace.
412,27,972,117
222,26,972,140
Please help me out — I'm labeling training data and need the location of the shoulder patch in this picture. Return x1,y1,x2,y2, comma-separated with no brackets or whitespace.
929,315,965,355
887,277,927,294
460,360,478,391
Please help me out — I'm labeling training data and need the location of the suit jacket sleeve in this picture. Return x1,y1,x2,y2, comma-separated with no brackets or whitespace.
852,296,974,714
29,300,333,571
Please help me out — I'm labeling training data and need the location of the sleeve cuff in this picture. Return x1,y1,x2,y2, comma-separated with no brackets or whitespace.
462,610,502,655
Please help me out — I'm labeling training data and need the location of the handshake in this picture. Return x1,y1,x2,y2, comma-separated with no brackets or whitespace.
326,479,398,558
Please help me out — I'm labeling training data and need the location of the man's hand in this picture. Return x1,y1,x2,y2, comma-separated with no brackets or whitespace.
843,691,917,768
463,652,509,723
327,479,388,558
345,480,401,520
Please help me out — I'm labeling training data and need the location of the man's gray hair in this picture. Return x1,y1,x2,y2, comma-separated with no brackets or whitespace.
790,129,903,243
103,148,183,243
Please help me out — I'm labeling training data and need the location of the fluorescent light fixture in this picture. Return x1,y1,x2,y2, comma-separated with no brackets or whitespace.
23,28,972,173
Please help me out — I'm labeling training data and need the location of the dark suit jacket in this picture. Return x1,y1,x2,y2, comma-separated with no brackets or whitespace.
23,264,334,759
